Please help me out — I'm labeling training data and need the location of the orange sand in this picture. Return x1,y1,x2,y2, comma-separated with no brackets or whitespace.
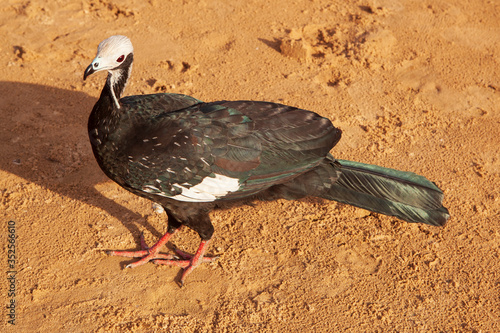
1,0,499,331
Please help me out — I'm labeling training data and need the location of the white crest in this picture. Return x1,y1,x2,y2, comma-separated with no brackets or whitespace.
96,35,134,59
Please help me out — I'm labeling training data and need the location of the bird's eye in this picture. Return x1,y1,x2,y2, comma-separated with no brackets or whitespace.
117,55,125,63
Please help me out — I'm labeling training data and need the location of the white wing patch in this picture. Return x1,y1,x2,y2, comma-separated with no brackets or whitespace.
170,174,240,202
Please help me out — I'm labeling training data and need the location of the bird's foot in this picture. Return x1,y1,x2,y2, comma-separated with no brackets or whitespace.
151,247,216,267
172,246,218,262
106,231,215,286
153,240,216,286
106,231,178,268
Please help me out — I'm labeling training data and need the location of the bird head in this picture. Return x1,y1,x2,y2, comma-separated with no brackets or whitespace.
84,35,134,80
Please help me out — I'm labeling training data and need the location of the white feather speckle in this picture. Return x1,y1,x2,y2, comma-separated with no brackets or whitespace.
171,174,240,202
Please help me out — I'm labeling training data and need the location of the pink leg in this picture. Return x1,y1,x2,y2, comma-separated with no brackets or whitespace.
107,228,216,286
106,228,180,268
153,239,216,286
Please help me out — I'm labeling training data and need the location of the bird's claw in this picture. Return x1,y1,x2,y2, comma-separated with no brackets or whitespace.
106,232,213,286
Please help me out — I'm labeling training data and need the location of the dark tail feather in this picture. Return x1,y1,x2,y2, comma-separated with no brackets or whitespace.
322,159,450,226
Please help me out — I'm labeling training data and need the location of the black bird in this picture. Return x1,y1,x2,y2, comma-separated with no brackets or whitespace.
84,35,449,286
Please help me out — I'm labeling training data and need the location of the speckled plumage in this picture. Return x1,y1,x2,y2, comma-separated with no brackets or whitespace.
84,36,449,285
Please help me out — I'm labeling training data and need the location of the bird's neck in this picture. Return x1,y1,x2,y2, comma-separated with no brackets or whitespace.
88,53,134,154
104,53,134,109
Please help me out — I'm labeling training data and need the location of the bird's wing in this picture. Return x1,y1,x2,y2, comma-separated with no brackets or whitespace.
206,101,341,199
119,98,341,202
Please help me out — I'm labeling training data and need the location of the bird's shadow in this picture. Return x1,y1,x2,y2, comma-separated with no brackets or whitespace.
0,81,163,244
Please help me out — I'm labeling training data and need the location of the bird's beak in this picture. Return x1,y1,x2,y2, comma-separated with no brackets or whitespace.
83,64,95,80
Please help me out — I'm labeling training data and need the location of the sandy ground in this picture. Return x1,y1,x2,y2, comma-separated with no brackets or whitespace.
0,0,499,331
